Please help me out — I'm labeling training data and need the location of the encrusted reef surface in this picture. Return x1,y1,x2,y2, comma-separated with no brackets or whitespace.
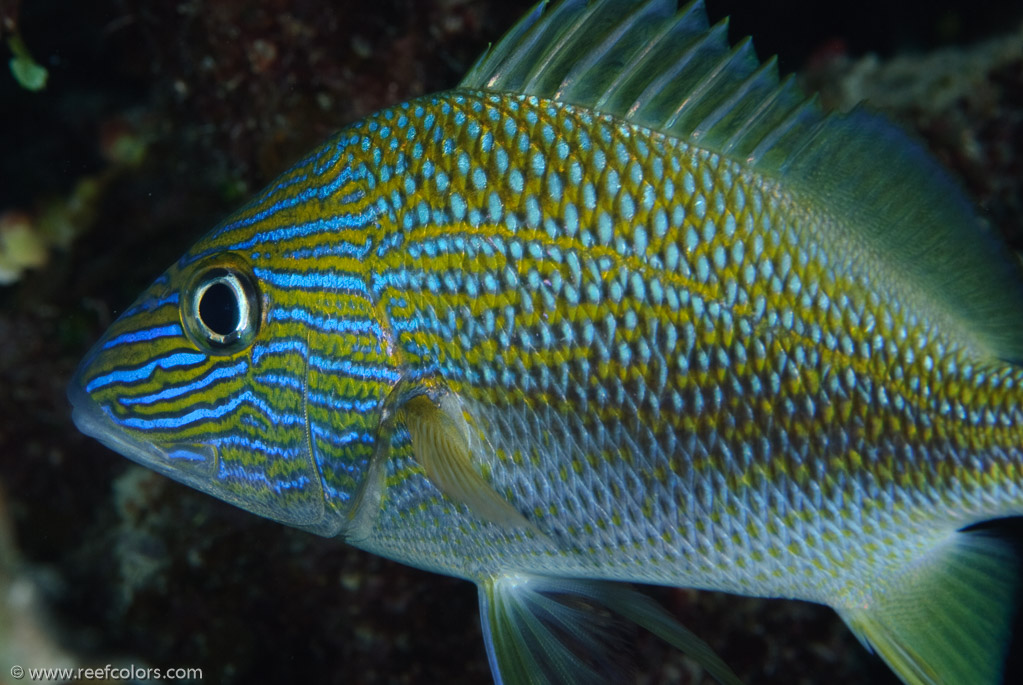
1,1,1020,683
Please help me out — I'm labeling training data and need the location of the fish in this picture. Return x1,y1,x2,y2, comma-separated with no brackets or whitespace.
67,1,1023,683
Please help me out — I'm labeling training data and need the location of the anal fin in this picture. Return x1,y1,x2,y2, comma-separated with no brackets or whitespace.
479,573,743,685
837,529,1020,685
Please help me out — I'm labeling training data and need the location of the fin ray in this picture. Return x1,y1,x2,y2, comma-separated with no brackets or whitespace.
837,530,1020,685
400,394,533,531
480,574,743,685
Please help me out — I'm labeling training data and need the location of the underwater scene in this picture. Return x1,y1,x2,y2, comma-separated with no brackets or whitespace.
2,0,1023,683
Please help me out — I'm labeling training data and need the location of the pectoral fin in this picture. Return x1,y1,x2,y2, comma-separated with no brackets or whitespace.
479,573,743,685
400,394,532,531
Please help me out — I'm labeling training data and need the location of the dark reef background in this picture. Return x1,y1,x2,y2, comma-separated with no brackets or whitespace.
1,0,1021,683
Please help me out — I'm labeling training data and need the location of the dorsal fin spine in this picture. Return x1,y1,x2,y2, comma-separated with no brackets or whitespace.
664,35,754,135
627,22,726,119
707,58,782,154
773,98,830,174
718,66,792,157
483,1,565,91
559,1,672,102
556,9,640,100
521,1,599,94
460,1,547,90
747,95,819,167
594,3,708,112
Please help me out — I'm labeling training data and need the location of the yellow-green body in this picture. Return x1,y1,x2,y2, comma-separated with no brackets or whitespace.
68,2,1023,683
330,90,1023,604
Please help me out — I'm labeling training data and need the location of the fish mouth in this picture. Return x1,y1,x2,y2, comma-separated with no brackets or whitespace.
67,376,217,476
67,369,345,538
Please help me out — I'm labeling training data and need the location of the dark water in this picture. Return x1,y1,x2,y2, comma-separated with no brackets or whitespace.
1,1,1020,683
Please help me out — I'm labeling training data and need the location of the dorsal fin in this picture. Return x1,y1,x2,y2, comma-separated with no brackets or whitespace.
459,0,1023,362
458,0,810,167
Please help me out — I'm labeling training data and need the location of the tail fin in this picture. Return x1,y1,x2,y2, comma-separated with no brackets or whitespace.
837,529,1020,685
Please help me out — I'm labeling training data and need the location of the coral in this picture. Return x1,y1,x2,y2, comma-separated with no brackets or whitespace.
2,0,48,91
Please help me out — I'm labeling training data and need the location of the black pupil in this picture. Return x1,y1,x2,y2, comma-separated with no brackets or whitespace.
199,281,240,337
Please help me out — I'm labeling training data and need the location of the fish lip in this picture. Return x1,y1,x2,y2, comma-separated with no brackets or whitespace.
68,381,138,458
67,367,109,443
67,372,215,472
67,358,345,538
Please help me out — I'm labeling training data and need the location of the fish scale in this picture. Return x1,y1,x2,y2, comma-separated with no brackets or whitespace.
69,2,1023,684
360,92,1022,586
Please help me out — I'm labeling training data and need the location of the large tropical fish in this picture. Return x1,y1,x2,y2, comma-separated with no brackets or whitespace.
68,1,1023,683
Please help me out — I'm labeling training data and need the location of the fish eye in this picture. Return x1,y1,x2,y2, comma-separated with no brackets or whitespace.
182,259,261,352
